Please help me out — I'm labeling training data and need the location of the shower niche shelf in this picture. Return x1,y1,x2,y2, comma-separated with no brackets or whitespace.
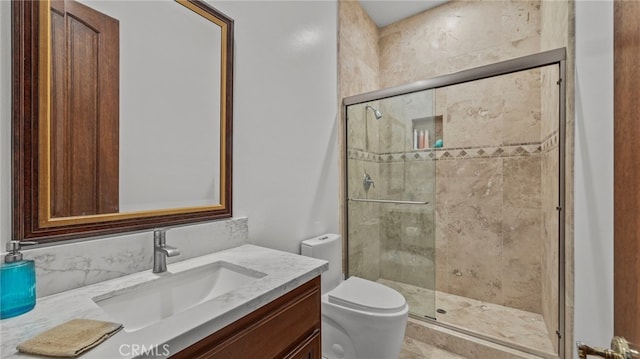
412,115,443,150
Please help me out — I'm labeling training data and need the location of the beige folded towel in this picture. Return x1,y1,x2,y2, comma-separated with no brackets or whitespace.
17,318,123,357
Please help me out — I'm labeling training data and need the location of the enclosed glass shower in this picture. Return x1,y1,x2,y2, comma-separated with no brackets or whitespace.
344,50,565,358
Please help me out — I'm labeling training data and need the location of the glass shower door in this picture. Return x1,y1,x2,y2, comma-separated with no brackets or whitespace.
345,89,437,319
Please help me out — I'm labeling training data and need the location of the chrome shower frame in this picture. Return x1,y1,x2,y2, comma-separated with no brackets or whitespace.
342,48,568,358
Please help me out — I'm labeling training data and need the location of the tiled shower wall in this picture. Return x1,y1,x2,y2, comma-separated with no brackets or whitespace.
376,92,437,291
347,70,557,314
339,0,381,282
340,0,564,332
540,0,570,350
432,70,545,313
378,1,542,88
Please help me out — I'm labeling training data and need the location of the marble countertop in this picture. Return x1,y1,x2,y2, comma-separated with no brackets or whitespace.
0,244,327,358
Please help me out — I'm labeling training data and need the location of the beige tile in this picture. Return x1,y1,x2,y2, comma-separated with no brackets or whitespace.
380,162,409,198
401,337,468,359
390,283,557,357
503,157,542,209
378,205,436,289
502,207,543,313
500,1,542,44
338,0,380,101
405,317,554,359
346,104,368,153
541,148,560,353
502,69,542,145
404,161,436,200
443,1,505,57
539,65,560,139
540,0,569,51
436,158,504,303
442,77,504,148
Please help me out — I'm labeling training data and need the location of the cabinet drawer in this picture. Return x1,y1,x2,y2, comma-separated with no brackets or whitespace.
173,276,321,359
284,331,320,359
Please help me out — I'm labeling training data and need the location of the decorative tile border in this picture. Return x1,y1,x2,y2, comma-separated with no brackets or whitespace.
348,131,560,163
541,130,559,152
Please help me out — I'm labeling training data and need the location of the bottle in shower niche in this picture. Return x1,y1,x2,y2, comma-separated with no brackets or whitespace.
0,241,36,319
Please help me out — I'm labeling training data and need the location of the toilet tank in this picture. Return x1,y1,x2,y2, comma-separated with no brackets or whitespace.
301,234,343,294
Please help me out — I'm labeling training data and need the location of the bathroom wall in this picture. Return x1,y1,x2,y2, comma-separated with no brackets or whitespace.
431,69,545,315
373,0,547,313
339,0,382,281
0,1,339,294
574,0,614,355
540,0,569,352
378,1,541,88
215,1,339,254
345,104,383,282
392,72,546,313
338,0,380,100
375,92,437,291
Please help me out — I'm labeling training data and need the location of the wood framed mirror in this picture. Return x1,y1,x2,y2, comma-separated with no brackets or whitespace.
12,0,234,243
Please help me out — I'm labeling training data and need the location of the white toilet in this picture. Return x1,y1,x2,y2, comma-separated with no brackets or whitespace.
301,234,408,359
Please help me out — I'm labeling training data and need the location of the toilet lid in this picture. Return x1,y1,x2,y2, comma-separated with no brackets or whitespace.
328,276,407,313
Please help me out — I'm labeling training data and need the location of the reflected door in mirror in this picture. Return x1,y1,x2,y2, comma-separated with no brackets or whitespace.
50,0,119,217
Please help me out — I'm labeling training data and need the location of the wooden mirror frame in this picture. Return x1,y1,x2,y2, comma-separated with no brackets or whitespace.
12,0,234,243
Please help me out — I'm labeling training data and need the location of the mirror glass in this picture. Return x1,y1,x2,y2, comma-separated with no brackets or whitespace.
52,0,222,215
12,0,233,240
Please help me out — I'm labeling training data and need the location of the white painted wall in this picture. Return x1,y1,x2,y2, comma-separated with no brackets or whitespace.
212,1,340,253
573,0,614,354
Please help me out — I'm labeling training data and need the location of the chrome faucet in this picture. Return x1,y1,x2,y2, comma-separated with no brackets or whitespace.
152,229,180,273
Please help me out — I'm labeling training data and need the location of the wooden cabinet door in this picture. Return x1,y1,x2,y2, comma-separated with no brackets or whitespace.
172,277,321,359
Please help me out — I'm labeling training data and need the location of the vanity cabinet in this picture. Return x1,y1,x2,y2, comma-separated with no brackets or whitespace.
173,276,321,359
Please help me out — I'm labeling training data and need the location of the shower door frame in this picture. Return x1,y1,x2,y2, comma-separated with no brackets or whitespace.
342,48,568,358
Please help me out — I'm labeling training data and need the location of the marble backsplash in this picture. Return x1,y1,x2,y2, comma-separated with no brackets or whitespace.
7,218,248,298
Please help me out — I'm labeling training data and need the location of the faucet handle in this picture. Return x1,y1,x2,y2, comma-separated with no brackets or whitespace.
153,229,167,245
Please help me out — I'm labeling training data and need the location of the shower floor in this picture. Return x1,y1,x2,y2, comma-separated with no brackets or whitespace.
378,278,558,358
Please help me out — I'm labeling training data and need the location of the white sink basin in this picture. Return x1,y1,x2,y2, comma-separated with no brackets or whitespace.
93,261,266,332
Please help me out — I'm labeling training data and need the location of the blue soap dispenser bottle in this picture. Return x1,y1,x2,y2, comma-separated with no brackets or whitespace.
1,241,37,319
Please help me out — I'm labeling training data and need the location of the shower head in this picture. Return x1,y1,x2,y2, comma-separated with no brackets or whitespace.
365,105,383,120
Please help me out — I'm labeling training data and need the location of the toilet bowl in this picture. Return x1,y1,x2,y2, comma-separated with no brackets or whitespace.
301,234,408,359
